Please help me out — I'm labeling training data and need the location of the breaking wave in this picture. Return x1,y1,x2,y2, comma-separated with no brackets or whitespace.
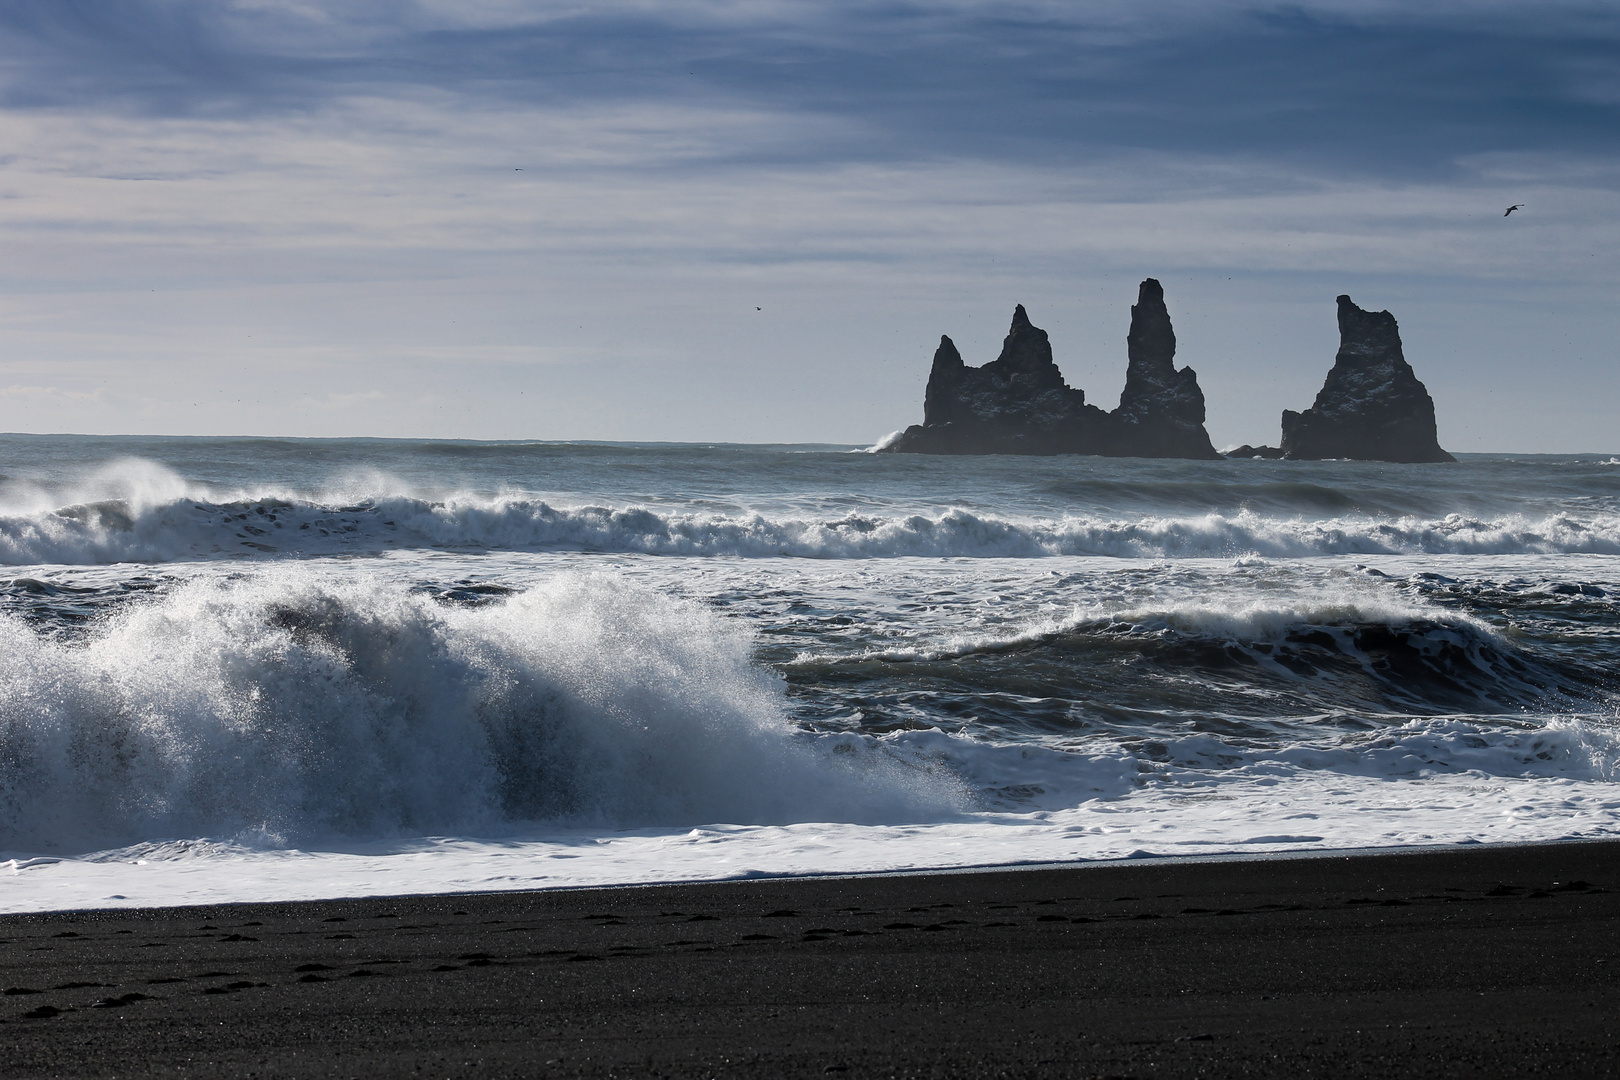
4,493,1620,564
1,566,1613,863
0,569,962,854
798,590,1604,716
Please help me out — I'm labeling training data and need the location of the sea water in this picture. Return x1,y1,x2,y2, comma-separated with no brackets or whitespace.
1,435,1617,911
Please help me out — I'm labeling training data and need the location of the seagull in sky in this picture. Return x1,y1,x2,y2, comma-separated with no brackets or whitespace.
1504,204,1523,216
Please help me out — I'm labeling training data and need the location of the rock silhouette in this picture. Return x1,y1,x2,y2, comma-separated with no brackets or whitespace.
881,280,1217,459
884,305,1111,455
1111,279,1220,459
1280,296,1454,463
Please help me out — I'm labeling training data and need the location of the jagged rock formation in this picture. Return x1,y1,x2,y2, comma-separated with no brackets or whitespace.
1280,296,1454,463
884,305,1113,455
881,280,1218,459
1226,444,1283,459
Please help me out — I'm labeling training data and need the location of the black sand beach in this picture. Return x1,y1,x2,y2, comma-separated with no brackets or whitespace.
2,841,1617,1078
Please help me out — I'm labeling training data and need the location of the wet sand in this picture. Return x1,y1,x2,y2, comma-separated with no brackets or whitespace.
2,840,1617,1078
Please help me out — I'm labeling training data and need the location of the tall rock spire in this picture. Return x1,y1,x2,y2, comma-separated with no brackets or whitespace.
922,336,965,426
1108,279,1219,459
880,284,1222,459
992,304,1064,389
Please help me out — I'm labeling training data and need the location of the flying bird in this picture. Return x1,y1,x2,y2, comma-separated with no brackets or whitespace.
1504,204,1523,216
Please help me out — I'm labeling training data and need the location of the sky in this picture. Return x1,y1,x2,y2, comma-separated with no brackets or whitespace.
0,1,1615,451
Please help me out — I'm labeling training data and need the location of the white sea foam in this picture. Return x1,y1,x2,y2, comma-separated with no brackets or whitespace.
4,491,1620,565
818,582,1491,664
2,443,1618,913
0,568,964,854
6,560,1609,864
0,457,210,517
915,716,1620,805
7,728,1619,913
864,430,907,453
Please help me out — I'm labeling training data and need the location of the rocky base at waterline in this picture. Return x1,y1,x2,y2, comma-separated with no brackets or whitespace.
1281,295,1454,463
1225,444,1284,459
880,279,1219,459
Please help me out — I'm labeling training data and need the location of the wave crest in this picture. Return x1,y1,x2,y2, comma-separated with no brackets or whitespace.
3,493,1620,564
0,569,961,854
806,590,1591,716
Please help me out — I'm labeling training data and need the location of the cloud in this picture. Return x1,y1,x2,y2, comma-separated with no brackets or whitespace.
0,2,1614,447
2,2,1614,287
0,1,1615,183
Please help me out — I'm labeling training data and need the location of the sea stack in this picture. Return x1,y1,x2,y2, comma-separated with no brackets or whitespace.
882,305,1112,455
880,281,1218,458
1110,279,1220,459
1280,296,1454,463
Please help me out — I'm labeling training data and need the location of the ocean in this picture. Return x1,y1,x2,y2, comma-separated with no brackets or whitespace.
2,434,1617,911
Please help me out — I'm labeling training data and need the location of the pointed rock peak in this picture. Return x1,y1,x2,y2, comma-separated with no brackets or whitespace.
1126,277,1176,376
1113,277,1215,457
1336,295,1401,349
882,282,1219,459
1280,295,1452,463
994,303,1057,378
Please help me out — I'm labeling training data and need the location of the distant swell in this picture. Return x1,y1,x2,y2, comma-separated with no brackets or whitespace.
806,595,1599,716
4,495,1620,564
